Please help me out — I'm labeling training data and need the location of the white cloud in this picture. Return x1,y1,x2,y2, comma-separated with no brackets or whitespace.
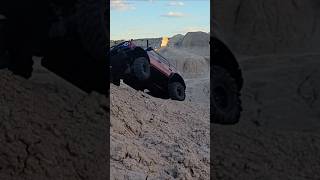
168,1,184,6
111,0,136,11
161,12,186,18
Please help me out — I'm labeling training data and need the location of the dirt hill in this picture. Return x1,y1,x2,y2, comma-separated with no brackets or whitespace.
158,47,209,79
168,34,184,48
110,80,210,179
181,32,210,48
109,32,211,179
0,59,109,179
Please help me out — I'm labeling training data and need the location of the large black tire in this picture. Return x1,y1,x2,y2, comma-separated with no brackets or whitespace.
211,66,242,124
132,57,150,81
168,82,186,101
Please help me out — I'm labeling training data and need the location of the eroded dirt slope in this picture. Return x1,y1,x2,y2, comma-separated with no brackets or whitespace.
110,81,210,179
0,63,108,179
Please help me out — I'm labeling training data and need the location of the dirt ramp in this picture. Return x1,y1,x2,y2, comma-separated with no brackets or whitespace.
0,70,108,179
110,84,209,179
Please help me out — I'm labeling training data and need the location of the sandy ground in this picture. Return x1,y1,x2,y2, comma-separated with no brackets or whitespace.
110,79,210,179
0,59,109,179
212,53,320,180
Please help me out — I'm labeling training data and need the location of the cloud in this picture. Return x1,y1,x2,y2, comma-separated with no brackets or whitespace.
168,1,185,6
111,0,136,11
161,12,186,18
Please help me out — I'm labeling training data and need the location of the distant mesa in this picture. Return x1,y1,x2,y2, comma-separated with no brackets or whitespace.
110,31,210,49
180,31,210,48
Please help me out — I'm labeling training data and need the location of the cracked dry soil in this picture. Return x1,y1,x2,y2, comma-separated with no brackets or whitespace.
0,66,109,179
110,81,210,179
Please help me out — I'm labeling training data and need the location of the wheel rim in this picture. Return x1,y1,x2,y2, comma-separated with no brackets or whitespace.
213,85,228,110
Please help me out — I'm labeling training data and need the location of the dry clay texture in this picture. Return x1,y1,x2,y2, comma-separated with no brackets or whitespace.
0,66,109,179
110,82,210,180
214,0,320,55
212,53,320,179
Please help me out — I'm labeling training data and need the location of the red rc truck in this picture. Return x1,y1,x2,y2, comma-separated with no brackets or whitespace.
110,40,186,101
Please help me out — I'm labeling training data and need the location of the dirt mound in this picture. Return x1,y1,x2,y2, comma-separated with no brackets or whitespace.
0,63,108,179
214,0,320,55
168,34,184,48
158,47,209,78
174,32,210,57
181,32,210,48
110,82,210,179
212,53,320,179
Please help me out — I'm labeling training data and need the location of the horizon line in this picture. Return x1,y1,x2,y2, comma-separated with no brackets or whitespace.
110,31,210,41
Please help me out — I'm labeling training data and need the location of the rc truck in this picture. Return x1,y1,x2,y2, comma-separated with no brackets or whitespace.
212,19,243,124
110,40,186,101
0,0,108,94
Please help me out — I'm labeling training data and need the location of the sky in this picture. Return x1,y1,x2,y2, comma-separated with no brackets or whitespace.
110,0,210,40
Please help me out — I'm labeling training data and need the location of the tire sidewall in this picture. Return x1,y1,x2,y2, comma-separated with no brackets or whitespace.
211,66,241,124
132,57,150,81
168,82,185,101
